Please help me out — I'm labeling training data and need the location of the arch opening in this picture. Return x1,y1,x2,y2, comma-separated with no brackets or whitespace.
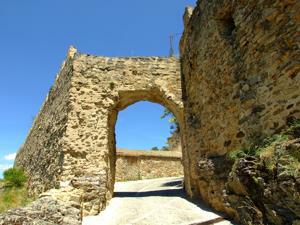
114,101,183,182
116,101,177,151
107,90,184,199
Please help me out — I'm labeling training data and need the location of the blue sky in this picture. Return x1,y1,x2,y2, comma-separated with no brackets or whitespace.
116,101,174,150
0,0,195,177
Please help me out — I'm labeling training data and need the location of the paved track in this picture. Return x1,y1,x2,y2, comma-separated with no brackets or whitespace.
83,177,235,225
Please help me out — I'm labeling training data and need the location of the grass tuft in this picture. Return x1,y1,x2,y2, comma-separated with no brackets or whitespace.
0,186,33,213
227,133,290,161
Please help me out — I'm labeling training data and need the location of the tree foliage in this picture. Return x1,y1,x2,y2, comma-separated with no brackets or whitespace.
161,108,179,133
3,168,27,188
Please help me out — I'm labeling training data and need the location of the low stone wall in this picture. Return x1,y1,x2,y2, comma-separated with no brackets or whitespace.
115,149,183,181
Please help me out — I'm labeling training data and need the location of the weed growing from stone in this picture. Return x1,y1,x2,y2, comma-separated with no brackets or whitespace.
227,131,291,161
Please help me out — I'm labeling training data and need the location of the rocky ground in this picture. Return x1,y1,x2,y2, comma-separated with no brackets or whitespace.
0,196,81,225
0,192,82,225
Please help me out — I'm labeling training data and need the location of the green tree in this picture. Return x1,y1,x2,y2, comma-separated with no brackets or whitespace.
161,146,170,151
151,147,159,151
3,168,27,188
161,108,179,133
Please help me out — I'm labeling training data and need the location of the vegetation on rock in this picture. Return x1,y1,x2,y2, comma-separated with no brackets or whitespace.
149,108,180,152
225,119,300,224
0,168,32,214
227,119,300,161
3,168,27,188
151,146,169,151
161,107,179,133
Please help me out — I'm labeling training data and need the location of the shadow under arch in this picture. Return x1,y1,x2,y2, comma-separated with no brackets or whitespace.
107,88,184,198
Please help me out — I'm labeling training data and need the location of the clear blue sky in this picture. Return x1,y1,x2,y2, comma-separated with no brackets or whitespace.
0,0,195,177
116,101,173,150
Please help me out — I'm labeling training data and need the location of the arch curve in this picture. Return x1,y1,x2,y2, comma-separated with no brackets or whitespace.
107,89,184,201
60,55,187,215
15,53,189,216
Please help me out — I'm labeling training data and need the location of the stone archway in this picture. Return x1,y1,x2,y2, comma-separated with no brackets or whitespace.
107,90,185,203
15,47,192,216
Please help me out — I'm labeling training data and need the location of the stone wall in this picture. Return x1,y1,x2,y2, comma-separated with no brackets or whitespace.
15,49,186,216
13,0,300,222
115,149,183,181
180,0,300,221
15,48,77,196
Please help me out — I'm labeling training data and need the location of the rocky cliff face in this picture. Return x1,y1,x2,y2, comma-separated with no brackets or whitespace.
180,0,300,224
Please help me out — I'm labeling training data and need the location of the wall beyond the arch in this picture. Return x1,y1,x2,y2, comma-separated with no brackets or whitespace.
115,149,183,181
180,0,300,219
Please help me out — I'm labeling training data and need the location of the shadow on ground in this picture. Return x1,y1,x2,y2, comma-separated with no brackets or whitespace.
114,179,236,224
114,188,184,198
161,180,183,187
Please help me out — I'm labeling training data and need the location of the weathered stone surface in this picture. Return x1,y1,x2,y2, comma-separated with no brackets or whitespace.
15,48,75,196
115,149,183,181
15,48,185,216
12,0,300,223
197,156,234,215
180,0,300,223
0,196,81,225
226,139,300,224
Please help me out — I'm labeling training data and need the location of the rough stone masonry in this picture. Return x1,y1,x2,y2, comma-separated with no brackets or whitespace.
180,0,300,223
14,48,188,216
115,149,183,181
5,0,299,224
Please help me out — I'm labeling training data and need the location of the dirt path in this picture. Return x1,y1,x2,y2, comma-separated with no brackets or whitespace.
83,177,235,225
